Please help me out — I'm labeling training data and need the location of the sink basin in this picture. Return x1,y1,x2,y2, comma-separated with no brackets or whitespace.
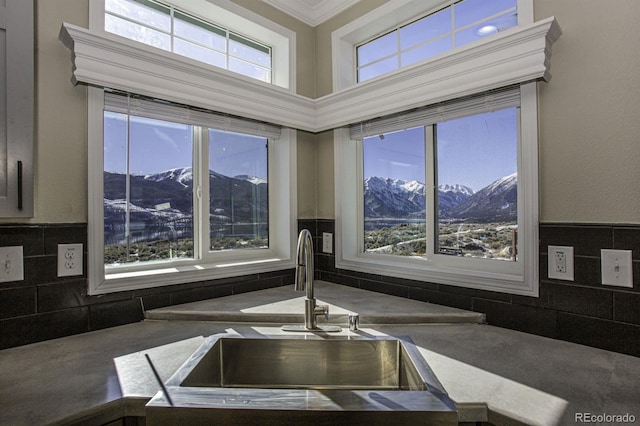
178,336,427,390
146,333,457,425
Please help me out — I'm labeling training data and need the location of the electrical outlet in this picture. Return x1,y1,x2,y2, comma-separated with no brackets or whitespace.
0,246,24,282
322,232,333,254
548,245,574,281
601,249,633,288
555,250,566,273
58,243,83,277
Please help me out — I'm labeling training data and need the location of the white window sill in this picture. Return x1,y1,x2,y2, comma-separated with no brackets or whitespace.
94,257,294,295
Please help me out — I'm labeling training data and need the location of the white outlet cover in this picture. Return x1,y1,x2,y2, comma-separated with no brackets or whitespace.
548,245,574,281
58,243,83,277
0,246,24,282
601,249,633,288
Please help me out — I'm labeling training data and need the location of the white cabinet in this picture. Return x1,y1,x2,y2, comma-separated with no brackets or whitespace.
0,0,34,217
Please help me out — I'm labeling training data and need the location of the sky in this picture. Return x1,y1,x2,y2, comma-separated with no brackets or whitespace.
363,108,518,191
105,108,516,191
104,113,268,179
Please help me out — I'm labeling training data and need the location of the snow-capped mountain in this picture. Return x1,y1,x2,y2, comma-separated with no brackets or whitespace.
364,174,516,221
364,176,426,218
447,173,517,221
104,167,267,232
438,183,476,214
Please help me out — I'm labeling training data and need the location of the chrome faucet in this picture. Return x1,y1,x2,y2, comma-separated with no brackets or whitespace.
282,229,340,332
295,229,328,329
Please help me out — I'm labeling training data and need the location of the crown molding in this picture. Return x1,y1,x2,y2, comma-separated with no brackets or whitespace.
59,17,560,133
263,0,360,27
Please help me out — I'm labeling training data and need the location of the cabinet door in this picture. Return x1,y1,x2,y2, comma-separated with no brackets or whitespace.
0,0,34,217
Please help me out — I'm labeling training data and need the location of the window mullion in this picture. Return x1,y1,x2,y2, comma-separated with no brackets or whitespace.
195,126,210,260
425,125,436,259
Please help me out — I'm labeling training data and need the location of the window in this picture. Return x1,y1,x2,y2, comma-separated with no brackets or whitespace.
336,82,538,296
356,0,517,82
104,0,273,83
103,94,276,270
333,0,543,296
359,94,518,261
81,0,297,294
90,90,296,294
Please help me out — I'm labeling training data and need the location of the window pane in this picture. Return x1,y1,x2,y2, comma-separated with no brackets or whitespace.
174,38,226,68
455,13,518,47
454,0,517,29
230,35,271,68
401,36,452,67
105,0,171,32
357,31,398,68
363,127,426,256
400,8,451,50
435,108,518,260
104,113,194,266
174,12,226,52
105,14,171,51
229,57,271,83
209,130,268,251
358,56,399,82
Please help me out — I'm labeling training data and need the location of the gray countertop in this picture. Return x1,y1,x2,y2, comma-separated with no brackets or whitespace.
1,281,639,425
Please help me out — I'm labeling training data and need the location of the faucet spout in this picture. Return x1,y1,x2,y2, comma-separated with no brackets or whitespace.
294,229,314,296
282,230,341,332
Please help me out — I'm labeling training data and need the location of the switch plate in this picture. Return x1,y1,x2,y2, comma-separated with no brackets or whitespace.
58,243,83,277
548,245,574,281
0,246,24,282
322,232,333,254
601,249,633,288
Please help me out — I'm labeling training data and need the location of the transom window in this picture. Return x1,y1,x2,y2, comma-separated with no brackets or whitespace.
105,0,272,83
356,0,517,82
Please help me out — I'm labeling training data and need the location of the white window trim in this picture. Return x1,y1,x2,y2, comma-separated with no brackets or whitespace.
87,87,298,295
334,83,539,296
90,0,294,90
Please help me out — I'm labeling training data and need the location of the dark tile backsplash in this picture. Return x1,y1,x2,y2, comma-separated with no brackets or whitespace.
1,221,639,357
313,221,640,357
0,224,294,349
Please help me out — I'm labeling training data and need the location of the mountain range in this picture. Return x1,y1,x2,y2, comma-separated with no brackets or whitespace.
103,168,268,236
103,167,517,239
364,173,517,222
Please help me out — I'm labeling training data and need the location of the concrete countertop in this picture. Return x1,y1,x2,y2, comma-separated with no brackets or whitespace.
1,281,639,425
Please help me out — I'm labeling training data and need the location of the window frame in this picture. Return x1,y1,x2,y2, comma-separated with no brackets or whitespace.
355,0,519,83
88,91,297,296
90,0,294,91
335,83,538,296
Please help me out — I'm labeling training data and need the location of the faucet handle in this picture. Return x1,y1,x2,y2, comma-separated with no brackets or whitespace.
315,304,329,321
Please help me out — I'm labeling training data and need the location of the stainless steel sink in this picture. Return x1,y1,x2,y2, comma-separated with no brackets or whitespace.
146,333,457,425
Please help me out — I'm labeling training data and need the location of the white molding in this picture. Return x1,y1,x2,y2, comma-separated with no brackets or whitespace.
59,23,316,132
60,17,560,133
264,0,360,27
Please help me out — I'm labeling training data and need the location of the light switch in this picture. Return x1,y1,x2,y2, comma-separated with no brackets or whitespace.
601,249,633,288
322,232,333,254
0,246,24,282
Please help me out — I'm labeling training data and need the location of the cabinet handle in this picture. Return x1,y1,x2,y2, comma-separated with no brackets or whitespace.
17,161,23,210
